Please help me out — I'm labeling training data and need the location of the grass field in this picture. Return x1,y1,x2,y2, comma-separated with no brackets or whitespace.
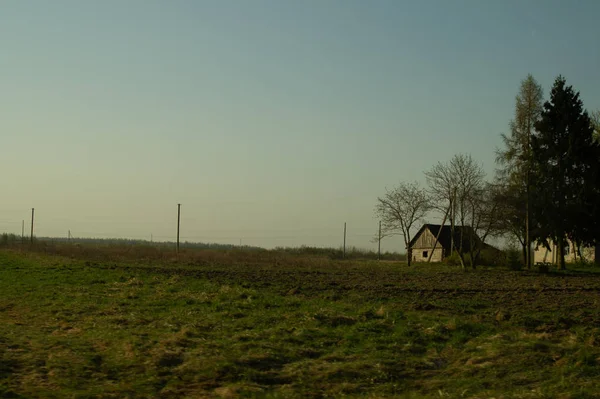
1,247,600,398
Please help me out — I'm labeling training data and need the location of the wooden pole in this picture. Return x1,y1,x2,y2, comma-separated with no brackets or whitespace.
526,119,531,270
450,189,456,254
378,221,381,261
343,222,346,259
30,208,34,245
176,204,181,255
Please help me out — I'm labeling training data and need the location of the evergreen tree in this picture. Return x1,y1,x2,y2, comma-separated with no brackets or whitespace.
591,110,600,142
496,74,543,268
531,76,597,270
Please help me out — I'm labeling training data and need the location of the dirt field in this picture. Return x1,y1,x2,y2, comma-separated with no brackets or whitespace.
2,249,600,398
94,261,600,319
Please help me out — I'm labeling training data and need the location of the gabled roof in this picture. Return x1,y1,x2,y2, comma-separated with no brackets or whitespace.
409,224,481,250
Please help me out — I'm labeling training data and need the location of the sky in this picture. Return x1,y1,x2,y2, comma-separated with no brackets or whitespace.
1,0,599,251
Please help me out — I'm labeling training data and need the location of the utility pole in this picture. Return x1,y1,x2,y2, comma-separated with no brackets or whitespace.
30,208,34,245
68,230,71,242
526,123,531,270
343,222,346,259
378,221,381,261
176,204,181,255
450,188,456,254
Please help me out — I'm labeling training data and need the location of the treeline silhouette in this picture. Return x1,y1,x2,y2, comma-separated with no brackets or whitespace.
0,233,405,263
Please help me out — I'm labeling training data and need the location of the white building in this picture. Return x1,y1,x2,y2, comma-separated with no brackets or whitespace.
533,239,598,264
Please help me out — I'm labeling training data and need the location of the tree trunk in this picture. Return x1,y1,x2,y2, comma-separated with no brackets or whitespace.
457,250,467,270
407,245,412,267
450,198,455,254
522,244,527,267
557,235,566,271
468,233,475,269
474,247,483,265
526,168,531,270
470,201,476,269
429,205,450,263
458,202,465,255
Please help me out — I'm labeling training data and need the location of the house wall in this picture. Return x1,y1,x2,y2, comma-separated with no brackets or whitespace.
534,244,555,264
410,228,445,263
412,248,444,263
533,239,596,264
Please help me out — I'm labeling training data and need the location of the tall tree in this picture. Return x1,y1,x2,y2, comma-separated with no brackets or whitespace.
591,109,600,142
531,76,597,270
425,154,485,269
375,182,430,266
496,74,543,269
468,182,504,266
493,180,527,262
425,159,458,254
586,109,600,253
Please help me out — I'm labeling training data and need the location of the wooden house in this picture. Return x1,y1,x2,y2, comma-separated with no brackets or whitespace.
408,224,481,263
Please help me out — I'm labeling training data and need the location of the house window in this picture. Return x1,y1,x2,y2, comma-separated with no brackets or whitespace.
423,251,428,258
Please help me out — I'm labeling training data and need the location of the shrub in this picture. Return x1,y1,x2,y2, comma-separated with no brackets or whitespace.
443,251,461,266
478,247,506,267
536,262,550,273
571,259,597,269
444,251,471,267
0,233,24,246
505,246,523,271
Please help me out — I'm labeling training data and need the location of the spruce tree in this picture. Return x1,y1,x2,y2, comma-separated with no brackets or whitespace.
531,76,597,270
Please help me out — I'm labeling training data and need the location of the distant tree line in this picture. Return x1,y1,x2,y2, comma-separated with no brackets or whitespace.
376,75,600,270
33,236,265,251
0,235,405,261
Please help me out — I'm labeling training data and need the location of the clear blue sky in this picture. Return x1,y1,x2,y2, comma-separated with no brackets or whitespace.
1,0,599,250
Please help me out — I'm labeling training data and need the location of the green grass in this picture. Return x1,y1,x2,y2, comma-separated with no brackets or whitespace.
1,250,600,398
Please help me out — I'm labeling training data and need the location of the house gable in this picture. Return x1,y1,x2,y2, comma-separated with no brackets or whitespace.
409,224,484,260
411,227,441,250
408,225,448,263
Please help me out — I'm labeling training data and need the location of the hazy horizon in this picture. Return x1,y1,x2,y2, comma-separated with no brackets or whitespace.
2,1,599,251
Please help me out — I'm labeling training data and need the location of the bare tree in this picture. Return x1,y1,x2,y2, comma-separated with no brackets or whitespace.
426,154,486,269
493,180,527,262
425,158,459,253
454,154,486,257
468,182,504,266
375,182,430,266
